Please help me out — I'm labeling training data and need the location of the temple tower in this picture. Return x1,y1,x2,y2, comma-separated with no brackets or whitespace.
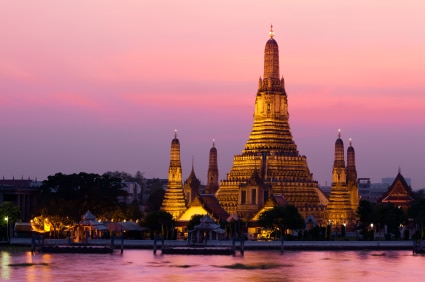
183,160,201,205
161,131,187,219
324,130,356,230
205,140,219,194
346,138,359,213
216,26,327,221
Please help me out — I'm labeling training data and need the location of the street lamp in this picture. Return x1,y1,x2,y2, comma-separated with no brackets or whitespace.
4,216,9,242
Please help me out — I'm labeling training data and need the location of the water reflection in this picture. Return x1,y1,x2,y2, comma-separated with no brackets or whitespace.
1,250,425,281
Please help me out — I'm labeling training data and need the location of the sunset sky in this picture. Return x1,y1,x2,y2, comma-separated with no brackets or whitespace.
1,1,424,189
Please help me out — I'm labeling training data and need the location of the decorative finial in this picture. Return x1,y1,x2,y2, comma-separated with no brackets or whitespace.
174,129,178,138
269,24,274,38
338,128,341,138
349,138,352,146
212,138,215,147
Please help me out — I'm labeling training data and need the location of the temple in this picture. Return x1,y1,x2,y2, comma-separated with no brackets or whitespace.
381,170,413,209
324,130,358,230
161,131,187,219
162,27,363,235
215,26,327,222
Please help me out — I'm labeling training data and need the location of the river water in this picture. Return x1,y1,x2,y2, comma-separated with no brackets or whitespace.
1,249,424,281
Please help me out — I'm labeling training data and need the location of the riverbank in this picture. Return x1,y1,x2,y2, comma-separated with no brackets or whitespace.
9,238,413,251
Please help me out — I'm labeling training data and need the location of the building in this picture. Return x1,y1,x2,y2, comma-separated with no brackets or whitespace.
0,178,40,221
324,131,358,230
160,131,187,219
183,164,201,205
215,26,327,222
381,170,413,209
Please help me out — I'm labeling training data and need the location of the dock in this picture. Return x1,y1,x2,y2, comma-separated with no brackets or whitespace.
162,246,235,255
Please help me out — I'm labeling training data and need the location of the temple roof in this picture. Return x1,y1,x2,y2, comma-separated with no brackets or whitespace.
381,172,413,206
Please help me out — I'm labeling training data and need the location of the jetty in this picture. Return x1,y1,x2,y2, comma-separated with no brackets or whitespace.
30,235,120,254
11,237,414,252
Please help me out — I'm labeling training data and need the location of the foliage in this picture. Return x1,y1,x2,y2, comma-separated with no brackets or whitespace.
145,183,165,212
0,202,21,227
373,203,406,238
356,200,375,226
143,210,175,239
357,200,407,240
258,205,305,238
408,198,425,224
105,171,144,184
37,172,127,223
408,198,425,239
186,214,204,231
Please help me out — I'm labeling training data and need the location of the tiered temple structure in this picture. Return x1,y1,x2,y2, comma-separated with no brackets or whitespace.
161,131,187,219
183,161,201,205
324,130,357,230
205,140,219,194
216,27,327,222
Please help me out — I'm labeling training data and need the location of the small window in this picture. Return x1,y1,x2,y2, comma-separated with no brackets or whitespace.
252,189,257,205
241,190,246,205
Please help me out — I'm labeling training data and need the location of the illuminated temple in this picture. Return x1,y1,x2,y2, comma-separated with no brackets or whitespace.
161,131,187,219
215,27,328,222
323,130,358,230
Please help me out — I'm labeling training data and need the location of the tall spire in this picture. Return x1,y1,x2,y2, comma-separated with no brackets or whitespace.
346,138,357,182
346,137,359,215
263,25,280,83
334,129,345,167
206,139,219,194
332,129,346,184
161,131,187,219
184,156,200,205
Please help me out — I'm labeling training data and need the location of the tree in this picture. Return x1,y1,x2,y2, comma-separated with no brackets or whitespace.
105,171,144,185
37,172,127,226
145,185,165,212
408,199,425,239
356,200,375,238
0,202,22,240
0,202,21,226
143,210,174,239
187,214,204,231
258,205,305,239
373,203,406,239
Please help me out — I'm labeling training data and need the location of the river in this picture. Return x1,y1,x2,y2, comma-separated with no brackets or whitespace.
1,249,424,281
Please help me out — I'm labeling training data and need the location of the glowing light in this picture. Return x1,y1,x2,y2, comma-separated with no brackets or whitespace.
269,24,274,38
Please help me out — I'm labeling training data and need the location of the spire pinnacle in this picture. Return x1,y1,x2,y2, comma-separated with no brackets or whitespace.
269,24,274,38
212,138,215,147
349,137,352,146
338,128,341,138
174,129,178,138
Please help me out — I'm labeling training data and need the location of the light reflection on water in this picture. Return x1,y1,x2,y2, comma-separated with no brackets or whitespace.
2,249,425,281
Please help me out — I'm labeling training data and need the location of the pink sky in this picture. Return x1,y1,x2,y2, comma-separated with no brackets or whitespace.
1,1,425,188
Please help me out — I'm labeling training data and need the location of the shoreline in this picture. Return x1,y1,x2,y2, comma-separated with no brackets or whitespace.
8,238,414,251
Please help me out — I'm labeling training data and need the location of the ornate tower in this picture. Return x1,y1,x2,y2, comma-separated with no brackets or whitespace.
161,131,187,219
205,140,219,194
183,160,201,205
324,130,356,230
216,26,327,221
346,138,359,213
